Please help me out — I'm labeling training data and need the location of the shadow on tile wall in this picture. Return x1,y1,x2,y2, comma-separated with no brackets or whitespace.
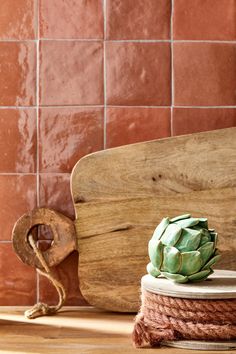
0,0,236,305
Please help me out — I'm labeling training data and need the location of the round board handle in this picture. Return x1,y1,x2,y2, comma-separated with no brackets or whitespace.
142,270,236,299
12,208,77,269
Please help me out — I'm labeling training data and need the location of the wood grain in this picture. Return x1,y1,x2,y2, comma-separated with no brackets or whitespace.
0,307,234,353
71,128,236,312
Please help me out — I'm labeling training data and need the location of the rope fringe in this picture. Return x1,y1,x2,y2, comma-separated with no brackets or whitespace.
133,289,236,348
24,235,66,319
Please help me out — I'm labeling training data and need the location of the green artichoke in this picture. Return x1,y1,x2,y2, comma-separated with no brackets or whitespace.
147,214,221,283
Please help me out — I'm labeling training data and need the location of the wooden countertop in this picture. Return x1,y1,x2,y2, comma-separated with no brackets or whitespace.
0,306,233,354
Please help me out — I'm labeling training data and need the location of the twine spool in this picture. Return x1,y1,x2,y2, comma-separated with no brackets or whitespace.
133,270,236,350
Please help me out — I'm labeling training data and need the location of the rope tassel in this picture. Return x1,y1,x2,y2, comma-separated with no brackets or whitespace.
133,289,236,348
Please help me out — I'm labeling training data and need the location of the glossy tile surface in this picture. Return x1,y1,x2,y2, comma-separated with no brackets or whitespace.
0,109,36,173
174,43,236,106
173,108,236,135
0,42,36,106
0,244,36,305
106,0,171,39
39,107,104,173
39,41,104,105
106,107,171,148
0,0,36,39
0,175,37,241
106,42,171,106
39,174,75,221
40,0,103,39
1,0,236,306
174,0,236,40
39,249,87,306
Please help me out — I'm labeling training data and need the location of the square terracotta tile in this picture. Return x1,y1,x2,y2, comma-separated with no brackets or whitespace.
39,249,88,306
0,42,36,106
106,107,171,148
0,109,36,173
106,42,171,106
173,108,236,136
174,43,236,106
39,0,103,39
106,0,171,40
173,0,236,40
39,107,104,173
0,0,36,39
39,174,75,224
39,41,104,105
0,243,36,305
0,175,37,241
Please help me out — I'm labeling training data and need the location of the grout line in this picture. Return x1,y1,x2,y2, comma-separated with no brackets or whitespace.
0,39,37,43
0,173,37,176
170,0,174,136
36,267,40,304
171,40,236,44
0,241,12,243
36,0,40,304
40,38,104,42
0,172,72,176
38,172,72,176
106,105,171,109
36,3,40,209
38,172,73,176
36,105,104,108
0,105,236,109
173,106,236,109
0,106,37,109
0,105,104,109
0,38,236,43
105,39,171,43
103,0,107,150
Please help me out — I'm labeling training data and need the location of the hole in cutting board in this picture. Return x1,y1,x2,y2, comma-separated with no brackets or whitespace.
27,224,54,251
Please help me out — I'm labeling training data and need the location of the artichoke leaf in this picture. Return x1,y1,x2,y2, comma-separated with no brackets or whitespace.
161,223,182,246
152,217,169,241
148,239,163,268
198,242,214,264
199,229,211,246
161,246,181,273
170,214,191,222
162,272,188,283
147,262,161,277
202,252,221,270
175,227,201,252
193,269,214,282
188,269,212,282
179,251,202,275
175,217,199,228
198,218,208,229
209,232,218,251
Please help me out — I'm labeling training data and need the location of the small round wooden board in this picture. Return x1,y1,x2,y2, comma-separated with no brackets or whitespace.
142,270,236,299
162,340,236,351
142,270,236,351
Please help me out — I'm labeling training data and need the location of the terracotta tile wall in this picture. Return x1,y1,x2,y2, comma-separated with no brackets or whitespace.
0,0,236,305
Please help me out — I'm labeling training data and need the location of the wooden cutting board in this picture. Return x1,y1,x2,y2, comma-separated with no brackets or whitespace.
71,127,236,312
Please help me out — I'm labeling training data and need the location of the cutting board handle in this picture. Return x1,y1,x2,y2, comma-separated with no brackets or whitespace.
12,208,77,269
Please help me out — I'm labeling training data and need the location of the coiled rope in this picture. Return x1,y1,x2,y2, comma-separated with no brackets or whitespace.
133,289,236,347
